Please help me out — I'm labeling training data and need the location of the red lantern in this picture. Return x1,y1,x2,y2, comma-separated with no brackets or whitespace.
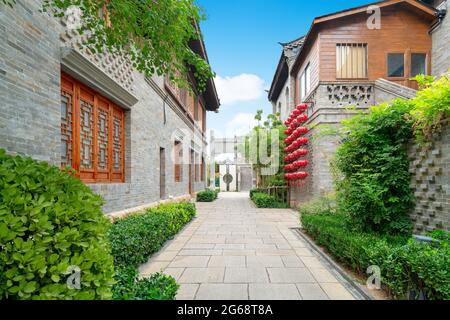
297,126,308,134
297,114,308,123
296,103,308,111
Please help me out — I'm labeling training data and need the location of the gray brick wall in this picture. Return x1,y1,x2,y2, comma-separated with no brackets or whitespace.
431,0,450,76
408,122,450,233
0,0,61,163
0,0,207,215
291,81,417,206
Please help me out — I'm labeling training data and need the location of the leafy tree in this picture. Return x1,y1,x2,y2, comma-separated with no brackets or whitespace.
244,110,286,187
2,0,214,91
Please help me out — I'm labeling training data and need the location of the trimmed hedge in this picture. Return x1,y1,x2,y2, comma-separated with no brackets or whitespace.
196,189,218,202
0,150,115,300
108,202,196,269
301,212,450,300
112,267,178,300
108,202,195,300
251,192,288,209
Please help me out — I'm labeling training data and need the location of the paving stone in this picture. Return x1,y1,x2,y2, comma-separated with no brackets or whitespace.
282,256,305,268
176,284,199,300
137,193,357,300
215,244,246,250
267,268,316,283
300,256,324,268
196,284,248,300
224,267,269,283
246,256,284,268
296,283,329,300
168,256,210,268
256,249,296,256
223,250,256,256
152,251,179,261
320,283,355,300
179,268,225,283
294,248,315,257
178,249,223,256
208,256,246,267
163,268,185,281
249,284,301,300
309,268,339,283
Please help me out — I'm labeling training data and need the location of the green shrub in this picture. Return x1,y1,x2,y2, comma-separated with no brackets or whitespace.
0,150,115,300
251,192,288,208
196,189,218,202
384,240,449,300
108,202,196,269
335,99,415,235
301,212,449,300
249,188,264,200
112,267,178,300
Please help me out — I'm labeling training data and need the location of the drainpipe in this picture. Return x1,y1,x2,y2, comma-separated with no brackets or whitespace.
429,7,447,34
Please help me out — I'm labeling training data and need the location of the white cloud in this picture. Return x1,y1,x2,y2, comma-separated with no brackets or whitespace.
215,74,266,105
225,112,265,136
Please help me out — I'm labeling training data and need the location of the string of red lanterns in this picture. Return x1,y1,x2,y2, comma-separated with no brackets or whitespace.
283,103,310,182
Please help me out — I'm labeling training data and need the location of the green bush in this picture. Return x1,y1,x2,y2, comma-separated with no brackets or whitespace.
196,189,218,202
108,202,196,269
112,267,178,300
251,192,288,209
0,150,115,300
301,212,450,300
249,188,264,200
335,99,415,235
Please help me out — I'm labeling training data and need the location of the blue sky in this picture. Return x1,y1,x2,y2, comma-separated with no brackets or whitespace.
197,0,374,137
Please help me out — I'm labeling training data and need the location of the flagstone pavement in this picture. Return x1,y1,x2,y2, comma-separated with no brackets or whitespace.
139,192,362,300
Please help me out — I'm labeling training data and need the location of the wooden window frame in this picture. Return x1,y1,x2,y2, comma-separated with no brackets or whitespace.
299,63,311,102
410,52,428,77
61,72,125,183
386,52,406,79
336,43,368,80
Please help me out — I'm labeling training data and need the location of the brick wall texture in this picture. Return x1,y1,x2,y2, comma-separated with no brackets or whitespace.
431,0,450,76
0,0,208,215
408,123,450,233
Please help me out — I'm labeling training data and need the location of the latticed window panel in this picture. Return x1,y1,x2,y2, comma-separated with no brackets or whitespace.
112,109,123,173
60,72,125,183
60,92,73,168
80,99,94,169
97,105,109,171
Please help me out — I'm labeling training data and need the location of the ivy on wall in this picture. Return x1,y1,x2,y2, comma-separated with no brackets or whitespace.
334,74,450,236
2,0,214,91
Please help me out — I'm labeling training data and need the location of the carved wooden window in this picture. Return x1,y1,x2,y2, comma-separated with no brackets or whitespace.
336,44,368,79
60,73,125,183
174,141,183,182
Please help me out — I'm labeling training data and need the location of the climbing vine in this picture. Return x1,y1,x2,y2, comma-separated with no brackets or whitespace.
2,0,214,91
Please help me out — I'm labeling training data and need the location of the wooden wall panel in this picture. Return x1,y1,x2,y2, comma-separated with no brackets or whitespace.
318,6,432,85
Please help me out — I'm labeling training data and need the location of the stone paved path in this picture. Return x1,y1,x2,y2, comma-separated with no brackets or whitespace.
139,192,360,300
